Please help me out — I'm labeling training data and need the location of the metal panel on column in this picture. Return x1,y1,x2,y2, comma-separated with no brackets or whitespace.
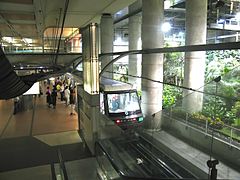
80,23,99,154
82,23,99,94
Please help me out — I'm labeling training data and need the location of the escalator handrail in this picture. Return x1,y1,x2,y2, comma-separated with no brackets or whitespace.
134,142,182,178
95,141,191,180
138,132,197,179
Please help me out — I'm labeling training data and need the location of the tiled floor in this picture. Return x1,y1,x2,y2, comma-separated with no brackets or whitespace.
34,131,82,146
0,95,78,139
0,94,93,179
0,165,52,180
1,110,33,138
0,158,98,180
0,100,14,136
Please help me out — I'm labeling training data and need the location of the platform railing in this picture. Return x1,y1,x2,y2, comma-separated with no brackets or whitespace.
159,66,240,149
163,107,240,147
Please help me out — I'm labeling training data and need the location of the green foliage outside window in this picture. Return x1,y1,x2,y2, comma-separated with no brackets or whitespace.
164,43,184,86
205,50,240,81
202,96,227,124
164,49,240,133
163,85,182,108
229,101,240,127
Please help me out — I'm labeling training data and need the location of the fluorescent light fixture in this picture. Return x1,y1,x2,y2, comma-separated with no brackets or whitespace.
162,22,171,32
23,38,32,44
14,43,23,47
2,37,13,43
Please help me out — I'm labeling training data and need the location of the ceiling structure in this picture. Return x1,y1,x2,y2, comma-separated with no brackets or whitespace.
1,0,240,52
113,0,240,47
1,0,240,99
0,0,136,51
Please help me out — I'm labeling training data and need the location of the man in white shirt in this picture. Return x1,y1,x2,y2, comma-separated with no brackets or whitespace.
64,86,70,106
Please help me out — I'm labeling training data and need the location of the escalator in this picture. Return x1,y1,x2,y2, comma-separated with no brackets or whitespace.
95,134,197,180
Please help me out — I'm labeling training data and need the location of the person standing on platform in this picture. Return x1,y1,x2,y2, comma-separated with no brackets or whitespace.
70,87,76,115
64,86,70,106
51,86,57,108
13,96,20,114
46,86,51,108
60,84,65,101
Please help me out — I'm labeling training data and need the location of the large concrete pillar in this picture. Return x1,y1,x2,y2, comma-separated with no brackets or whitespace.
128,1,142,89
183,0,207,113
141,0,164,129
100,14,114,78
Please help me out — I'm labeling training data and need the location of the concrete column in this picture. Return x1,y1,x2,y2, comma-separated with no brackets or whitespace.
141,0,164,129
128,1,142,89
100,14,114,78
183,0,207,112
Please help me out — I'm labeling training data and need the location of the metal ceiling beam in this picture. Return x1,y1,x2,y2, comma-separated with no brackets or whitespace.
33,0,44,36
0,19,36,25
0,2,34,12
114,8,142,24
0,13,23,38
6,52,82,67
0,10,33,15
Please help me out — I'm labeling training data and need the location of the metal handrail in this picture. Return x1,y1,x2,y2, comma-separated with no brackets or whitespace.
162,109,240,147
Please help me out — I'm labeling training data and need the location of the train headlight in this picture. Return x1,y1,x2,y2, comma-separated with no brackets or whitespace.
116,119,121,124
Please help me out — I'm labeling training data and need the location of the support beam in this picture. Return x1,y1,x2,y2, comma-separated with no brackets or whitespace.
100,13,113,78
128,0,142,90
182,0,207,112
141,0,164,130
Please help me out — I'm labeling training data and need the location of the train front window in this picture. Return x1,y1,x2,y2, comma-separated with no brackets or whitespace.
107,92,140,114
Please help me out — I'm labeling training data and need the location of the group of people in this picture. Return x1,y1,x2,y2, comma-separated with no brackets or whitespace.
45,79,76,115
